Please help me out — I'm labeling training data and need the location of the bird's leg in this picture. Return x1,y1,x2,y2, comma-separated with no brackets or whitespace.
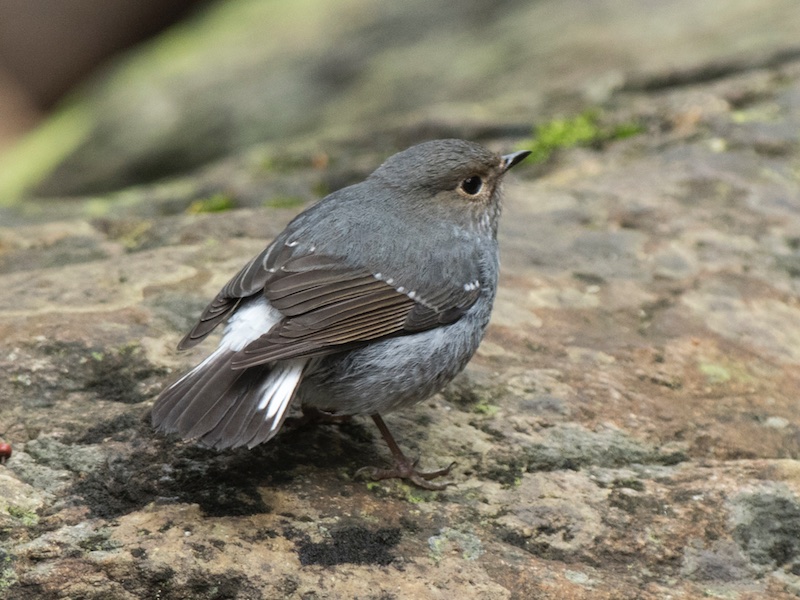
359,413,456,491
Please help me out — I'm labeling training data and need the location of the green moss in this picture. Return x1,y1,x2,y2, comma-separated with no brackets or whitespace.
186,193,235,214
698,362,732,384
0,549,16,593
528,112,602,162
364,480,436,502
7,505,38,527
263,196,306,209
697,359,754,386
258,154,311,173
118,220,154,250
403,485,431,504
473,401,499,416
521,110,644,164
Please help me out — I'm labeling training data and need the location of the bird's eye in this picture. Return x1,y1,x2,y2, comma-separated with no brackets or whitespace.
460,176,483,196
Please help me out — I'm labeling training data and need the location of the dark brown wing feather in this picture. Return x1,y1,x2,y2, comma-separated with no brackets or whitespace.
403,286,480,331
178,245,277,349
179,239,482,364
231,269,417,367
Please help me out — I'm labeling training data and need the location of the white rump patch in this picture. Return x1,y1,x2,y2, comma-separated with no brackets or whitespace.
221,297,283,352
170,298,282,388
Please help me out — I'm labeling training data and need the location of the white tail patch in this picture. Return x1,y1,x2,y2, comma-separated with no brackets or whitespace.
222,298,305,439
155,296,307,450
256,359,306,429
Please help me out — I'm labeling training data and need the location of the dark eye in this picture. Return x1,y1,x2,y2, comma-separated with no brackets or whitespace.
460,176,483,196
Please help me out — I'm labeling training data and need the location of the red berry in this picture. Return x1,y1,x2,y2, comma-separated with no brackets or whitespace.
0,442,12,463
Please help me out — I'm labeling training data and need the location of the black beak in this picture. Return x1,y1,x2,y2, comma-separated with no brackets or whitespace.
501,150,531,172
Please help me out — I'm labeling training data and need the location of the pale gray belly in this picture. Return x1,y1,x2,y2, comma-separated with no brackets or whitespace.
297,296,493,415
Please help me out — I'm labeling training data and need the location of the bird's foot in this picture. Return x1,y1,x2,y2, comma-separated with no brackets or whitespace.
357,458,456,491
360,414,456,490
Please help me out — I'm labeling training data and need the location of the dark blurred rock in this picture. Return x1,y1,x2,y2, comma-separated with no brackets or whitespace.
0,0,209,109
2,0,800,197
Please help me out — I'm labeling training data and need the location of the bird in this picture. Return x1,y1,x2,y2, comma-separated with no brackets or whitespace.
151,139,530,489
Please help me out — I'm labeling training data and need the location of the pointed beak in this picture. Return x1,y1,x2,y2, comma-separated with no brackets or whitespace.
502,150,531,172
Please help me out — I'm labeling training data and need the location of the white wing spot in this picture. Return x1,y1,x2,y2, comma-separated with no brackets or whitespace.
286,240,299,247
374,273,383,280
463,280,480,292
397,286,405,293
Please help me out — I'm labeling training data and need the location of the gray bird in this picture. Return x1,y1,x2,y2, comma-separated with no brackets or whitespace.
152,139,530,489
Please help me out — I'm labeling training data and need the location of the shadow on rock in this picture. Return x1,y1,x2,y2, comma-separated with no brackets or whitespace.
69,413,378,519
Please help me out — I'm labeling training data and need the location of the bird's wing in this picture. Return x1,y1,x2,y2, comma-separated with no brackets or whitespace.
230,249,482,368
178,239,295,349
176,227,482,359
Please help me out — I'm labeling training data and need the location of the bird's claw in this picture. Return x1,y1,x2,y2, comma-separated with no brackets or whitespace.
357,460,457,491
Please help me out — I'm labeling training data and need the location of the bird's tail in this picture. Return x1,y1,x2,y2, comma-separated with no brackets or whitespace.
151,346,307,450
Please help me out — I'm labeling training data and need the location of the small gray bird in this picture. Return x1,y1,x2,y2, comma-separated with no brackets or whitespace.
152,139,530,489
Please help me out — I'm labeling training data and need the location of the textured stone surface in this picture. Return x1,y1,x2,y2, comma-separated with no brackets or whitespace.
2,2,800,599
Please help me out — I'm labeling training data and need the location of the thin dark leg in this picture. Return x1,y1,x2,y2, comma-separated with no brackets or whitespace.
359,413,456,490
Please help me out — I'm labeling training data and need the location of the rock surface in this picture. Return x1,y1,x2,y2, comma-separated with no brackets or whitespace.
2,1,800,599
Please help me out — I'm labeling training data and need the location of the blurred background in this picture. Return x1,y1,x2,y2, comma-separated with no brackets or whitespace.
0,0,799,203
0,0,210,153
